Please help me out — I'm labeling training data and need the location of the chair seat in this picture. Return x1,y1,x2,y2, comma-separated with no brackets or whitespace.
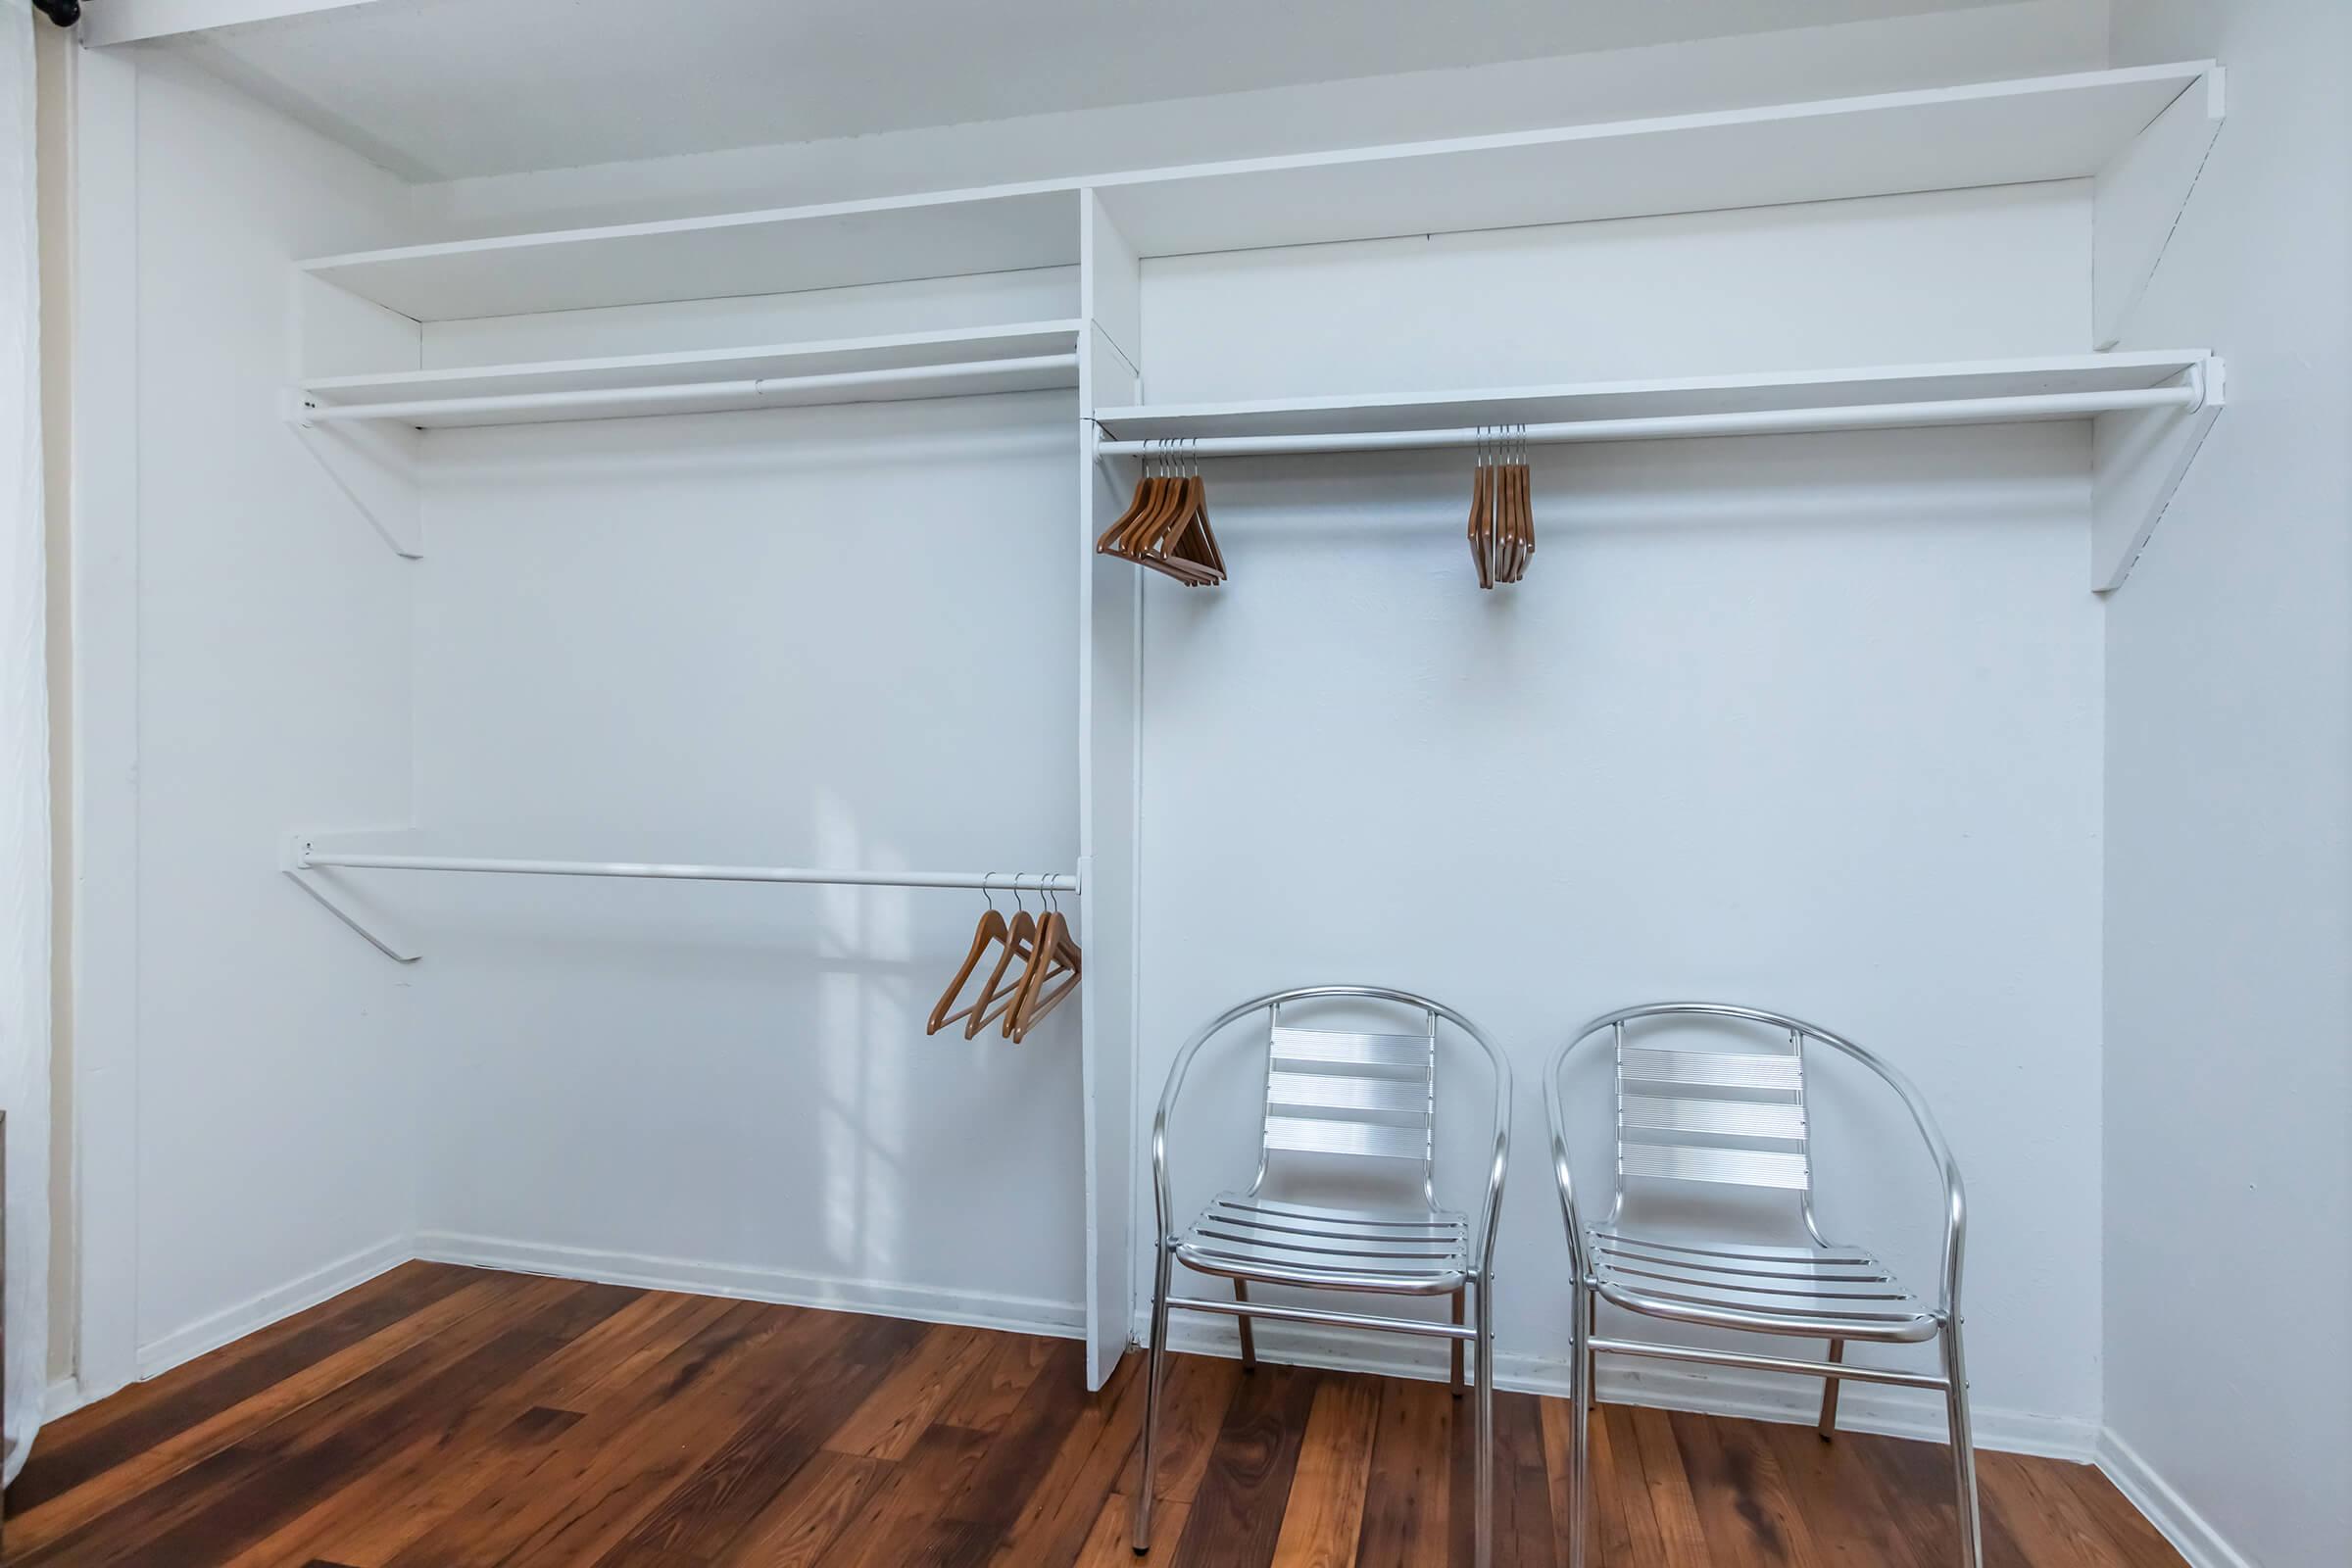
1174,1193,1472,1296
1586,1224,1942,1343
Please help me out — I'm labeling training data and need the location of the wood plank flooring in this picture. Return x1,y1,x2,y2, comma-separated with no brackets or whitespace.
7,1262,2184,1567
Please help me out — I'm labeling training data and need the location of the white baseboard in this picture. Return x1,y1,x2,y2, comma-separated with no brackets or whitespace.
2094,1428,2254,1568
44,1374,86,1422
415,1231,1086,1342
135,1235,411,1381
1145,1310,2097,1461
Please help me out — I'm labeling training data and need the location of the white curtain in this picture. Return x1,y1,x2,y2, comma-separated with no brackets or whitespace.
0,0,51,1487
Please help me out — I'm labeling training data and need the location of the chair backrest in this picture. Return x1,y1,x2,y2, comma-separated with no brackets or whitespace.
1550,1001,1968,1310
1256,999,1442,1198
1602,1005,1818,1221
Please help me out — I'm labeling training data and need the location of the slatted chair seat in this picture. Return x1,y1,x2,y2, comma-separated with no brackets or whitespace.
1176,1193,1472,1295
1585,1224,1939,1342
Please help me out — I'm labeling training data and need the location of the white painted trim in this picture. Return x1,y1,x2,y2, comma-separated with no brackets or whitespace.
1143,1311,2097,1461
2094,1428,2256,1568
415,1233,1086,1342
134,1235,408,1380
43,1375,85,1422
79,0,389,49
65,38,141,1409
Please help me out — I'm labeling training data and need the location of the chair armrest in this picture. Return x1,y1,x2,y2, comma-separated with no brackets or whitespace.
1544,1032,1596,1285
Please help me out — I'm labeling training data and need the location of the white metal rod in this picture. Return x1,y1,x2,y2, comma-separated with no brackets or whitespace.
295,849,1078,893
298,354,1080,425
1095,383,2201,458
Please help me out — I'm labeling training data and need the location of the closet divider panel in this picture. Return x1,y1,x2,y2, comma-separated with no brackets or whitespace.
1076,192,1146,1388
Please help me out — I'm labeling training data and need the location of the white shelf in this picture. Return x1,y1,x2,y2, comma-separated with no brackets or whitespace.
297,65,2213,322
1092,62,2215,258
1093,351,2228,595
294,321,1084,428
303,186,1083,322
1094,353,2215,445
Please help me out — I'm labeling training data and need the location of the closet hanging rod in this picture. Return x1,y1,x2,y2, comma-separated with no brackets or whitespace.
293,353,1081,426
291,845,1078,894
1093,381,2204,459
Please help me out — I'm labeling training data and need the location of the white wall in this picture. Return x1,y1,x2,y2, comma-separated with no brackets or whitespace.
109,52,416,1369
1127,189,2109,1445
402,381,1085,1325
2102,1,2352,1564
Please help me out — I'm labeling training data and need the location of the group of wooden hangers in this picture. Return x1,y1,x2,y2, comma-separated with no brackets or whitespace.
926,878,1082,1043
1469,424,1535,588
1096,439,1227,585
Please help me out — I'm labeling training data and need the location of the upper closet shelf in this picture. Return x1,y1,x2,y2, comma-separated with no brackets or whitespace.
293,321,1084,428
1093,353,2216,450
304,187,1083,321
1089,62,2214,258
296,63,2214,322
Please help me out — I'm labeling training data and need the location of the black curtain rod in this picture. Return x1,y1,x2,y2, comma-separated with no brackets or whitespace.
33,0,81,27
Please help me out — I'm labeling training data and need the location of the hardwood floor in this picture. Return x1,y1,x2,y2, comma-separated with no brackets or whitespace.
6,1262,2184,1567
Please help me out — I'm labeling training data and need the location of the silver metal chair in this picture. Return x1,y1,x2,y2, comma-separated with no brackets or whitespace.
1132,986,1510,1566
1545,1003,1981,1568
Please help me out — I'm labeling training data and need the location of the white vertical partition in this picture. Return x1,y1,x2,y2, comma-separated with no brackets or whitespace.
1076,191,1145,1388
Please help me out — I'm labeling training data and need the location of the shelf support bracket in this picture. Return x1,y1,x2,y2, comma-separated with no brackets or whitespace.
286,394,424,559
2092,359,2225,592
282,832,421,962
2095,68,2225,351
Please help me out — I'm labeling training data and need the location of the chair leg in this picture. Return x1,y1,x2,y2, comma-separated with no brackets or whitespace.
1233,1278,1256,1371
1449,1288,1466,1396
1131,1245,1175,1555
1584,1289,1598,1403
1567,1281,1592,1568
1940,1317,1984,1568
1817,1337,1845,1438
1473,1274,1495,1568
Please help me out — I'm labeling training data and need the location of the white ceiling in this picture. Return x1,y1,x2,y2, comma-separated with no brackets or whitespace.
128,0,2019,182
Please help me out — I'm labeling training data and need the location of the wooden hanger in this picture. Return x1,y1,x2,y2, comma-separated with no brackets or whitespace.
1499,430,1522,583
1008,906,1082,1041
1121,457,1204,579
1469,426,1534,586
927,882,1011,1036
1100,453,1177,577
1095,455,1162,558
1506,427,1535,582
1102,443,1225,586
1468,430,1494,589
966,893,1041,1039
1170,468,1227,581
1134,451,1222,585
